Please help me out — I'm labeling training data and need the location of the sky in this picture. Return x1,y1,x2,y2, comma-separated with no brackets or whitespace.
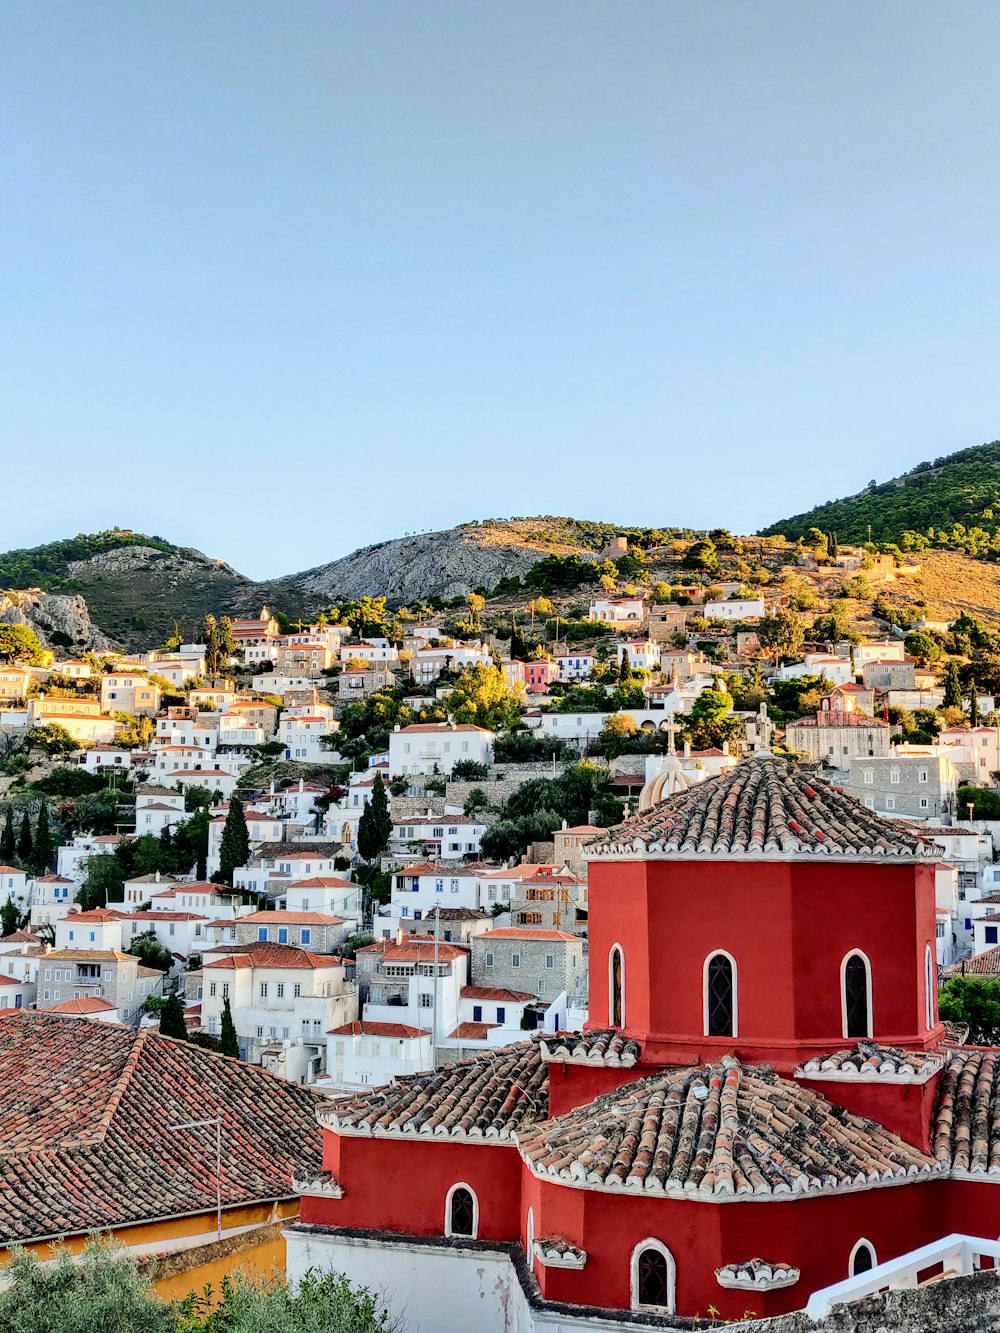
2,2,1000,578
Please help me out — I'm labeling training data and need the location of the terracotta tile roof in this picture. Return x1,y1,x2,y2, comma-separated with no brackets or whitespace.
788,709,889,729
41,950,133,961
0,865,24,875
320,1038,547,1142
256,843,342,860
943,945,1000,978
285,876,356,889
0,975,25,986
203,942,341,969
357,938,467,964
394,862,480,878
798,1041,946,1080
1,930,39,944
448,1022,499,1040
541,1029,642,1068
587,756,935,860
238,911,344,925
426,907,489,921
934,1049,1000,1175
47,996,117,1014
128,911,208,922
0,1010,322,1242
480,928,578,942
517,1056,937,1197
328,1020,429,1039
715,1259,800,1291
462,985,536,1002
63,909,126,922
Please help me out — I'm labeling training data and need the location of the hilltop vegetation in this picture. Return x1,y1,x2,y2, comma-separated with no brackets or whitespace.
763,440,1000,554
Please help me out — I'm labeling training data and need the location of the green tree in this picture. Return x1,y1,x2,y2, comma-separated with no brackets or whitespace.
904,631,941,665
76,853,125,910
176,1268,402,1333
0,1239,174,1333
16,810,31,865
0,806,15,862
128,929,174,973
446,662,524,731
219,794,250,885
939,974,1000,1045
158,992,189,1040
30,802,53,874
683,537,720,574
810,608,857,643
684,686,742,751
450,759,489,780
220,994,240,1058
218,614,235,660
0,896,18,937
757,608,804,663
943,659,963,709
26,723,79,757
357,773,392,863
0,623,46,665
617,652,633,683
203,613,220,677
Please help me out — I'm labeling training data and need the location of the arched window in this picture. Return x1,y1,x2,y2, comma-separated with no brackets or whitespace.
631,1239,675,1312
445,1183,478,1239
704,951,737,1038
925,945,936,1030
526,1206,535,1262
609,945,625,1027
842,951,872,1040
849,1239,876,1276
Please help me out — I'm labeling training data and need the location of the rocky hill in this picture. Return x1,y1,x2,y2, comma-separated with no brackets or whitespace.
762,439,1000,545
0,590,116,655
0,530,303,650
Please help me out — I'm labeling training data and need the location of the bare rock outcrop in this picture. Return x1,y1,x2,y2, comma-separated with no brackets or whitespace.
0,590,117,655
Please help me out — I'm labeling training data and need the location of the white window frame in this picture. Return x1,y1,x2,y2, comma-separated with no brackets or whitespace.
703,949,738,1038
609,943,626,1028
444,1181,479,1239
630,1238,676,1314
840,948,873,1040
848,1238,877,1277
925,944,936,1031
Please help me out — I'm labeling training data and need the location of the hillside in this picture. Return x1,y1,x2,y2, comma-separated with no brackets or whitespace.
0,531,304,650
278,517,691,605
762,439,1000,545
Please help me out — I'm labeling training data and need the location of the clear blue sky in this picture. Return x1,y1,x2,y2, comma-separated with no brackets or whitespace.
2,2,999,578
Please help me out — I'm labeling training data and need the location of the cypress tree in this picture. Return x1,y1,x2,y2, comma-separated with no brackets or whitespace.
618,652,632,683
0,897,18,938
220,995,240,1058
0,808,14,863
203,614,220,678
944,660,963,709
31,803,53,875
969,680,982,727
357,772,392,863
159,993,189,1041
16,811,32,866
219,794,250,885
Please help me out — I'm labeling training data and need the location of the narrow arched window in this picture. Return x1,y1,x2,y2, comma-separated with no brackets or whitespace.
445,1184,477,1238
843,952,871,1039
850,1239,876,1276
631,1240,675,1312
610,946,624,1027
705,952,735,1037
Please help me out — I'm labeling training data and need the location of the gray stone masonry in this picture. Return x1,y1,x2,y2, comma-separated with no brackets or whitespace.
471,933,586,1003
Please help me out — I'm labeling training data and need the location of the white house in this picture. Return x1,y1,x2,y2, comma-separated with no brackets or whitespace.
277,876,364,921
555,652,596,682
775,654,855,686
703,597,765,621
388,722,495,777
587,597,645,626
56,833,125,883
117,909,209,961
199,942,358,1083
0,866,28,911
390,812,487,861
279,714,340,763
355,935,469,1042
616,640,661,671
851,640,907,665
390,863,483,921
77,745,136,775
28,874,75,928
172,767,239,799
0,973,34,1011
134,789,187,837
317,1019,433,1093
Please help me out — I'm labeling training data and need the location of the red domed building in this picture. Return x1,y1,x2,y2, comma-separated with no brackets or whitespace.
288,757,1000,1327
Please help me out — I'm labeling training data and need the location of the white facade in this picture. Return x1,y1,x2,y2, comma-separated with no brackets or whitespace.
703,597,765,621
388,723,494,777
316,1021,433,1093
588,597,645,625
279,714,340,763
555,653,596,681
616,640,661,671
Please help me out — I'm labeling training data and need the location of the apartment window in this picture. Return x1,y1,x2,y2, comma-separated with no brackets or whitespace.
987,927,999,946
419,993,433,1008
256,1026,264,1038
435,879,444,894
301,928,311,945
864,795,875,809
511,952,521,968
885,797,895,810
863,770,874,785
450,879,459,893
920,798,929,809
919,769,928,783
496,1006,505,1023
545,954,555,969
294,983,301,997
276,983,285,998
278,927,289,944
890,769,900,784
209,981,217,997
473,1005,482,1021
485,952,494,968
222,983,229,999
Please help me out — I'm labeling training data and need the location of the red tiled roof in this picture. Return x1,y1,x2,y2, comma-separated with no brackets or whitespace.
0,1010,322,1241
448,1022,499,1040
47,996,117,1014
588,755,934,860
328,1020,429,1039
0,865,24,875
357,938,466,964
203,942,341,969
320,1037,547,1141
944,945,1000,978
393,862,479,878
480,928,578,942
789,710,889,729
285,876,357,889
461,985,536,1002
518,1056,937,1197
128,911,209,922
238,911,343,925
936,1049,1000,1173
0,930,39,944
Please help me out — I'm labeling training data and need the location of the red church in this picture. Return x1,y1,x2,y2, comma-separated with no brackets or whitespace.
288,757,1000,1325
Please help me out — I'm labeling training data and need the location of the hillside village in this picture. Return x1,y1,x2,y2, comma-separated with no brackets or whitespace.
7,516,1000,1326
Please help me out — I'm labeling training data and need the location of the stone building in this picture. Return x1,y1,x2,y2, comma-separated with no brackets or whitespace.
470,927,585,1003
